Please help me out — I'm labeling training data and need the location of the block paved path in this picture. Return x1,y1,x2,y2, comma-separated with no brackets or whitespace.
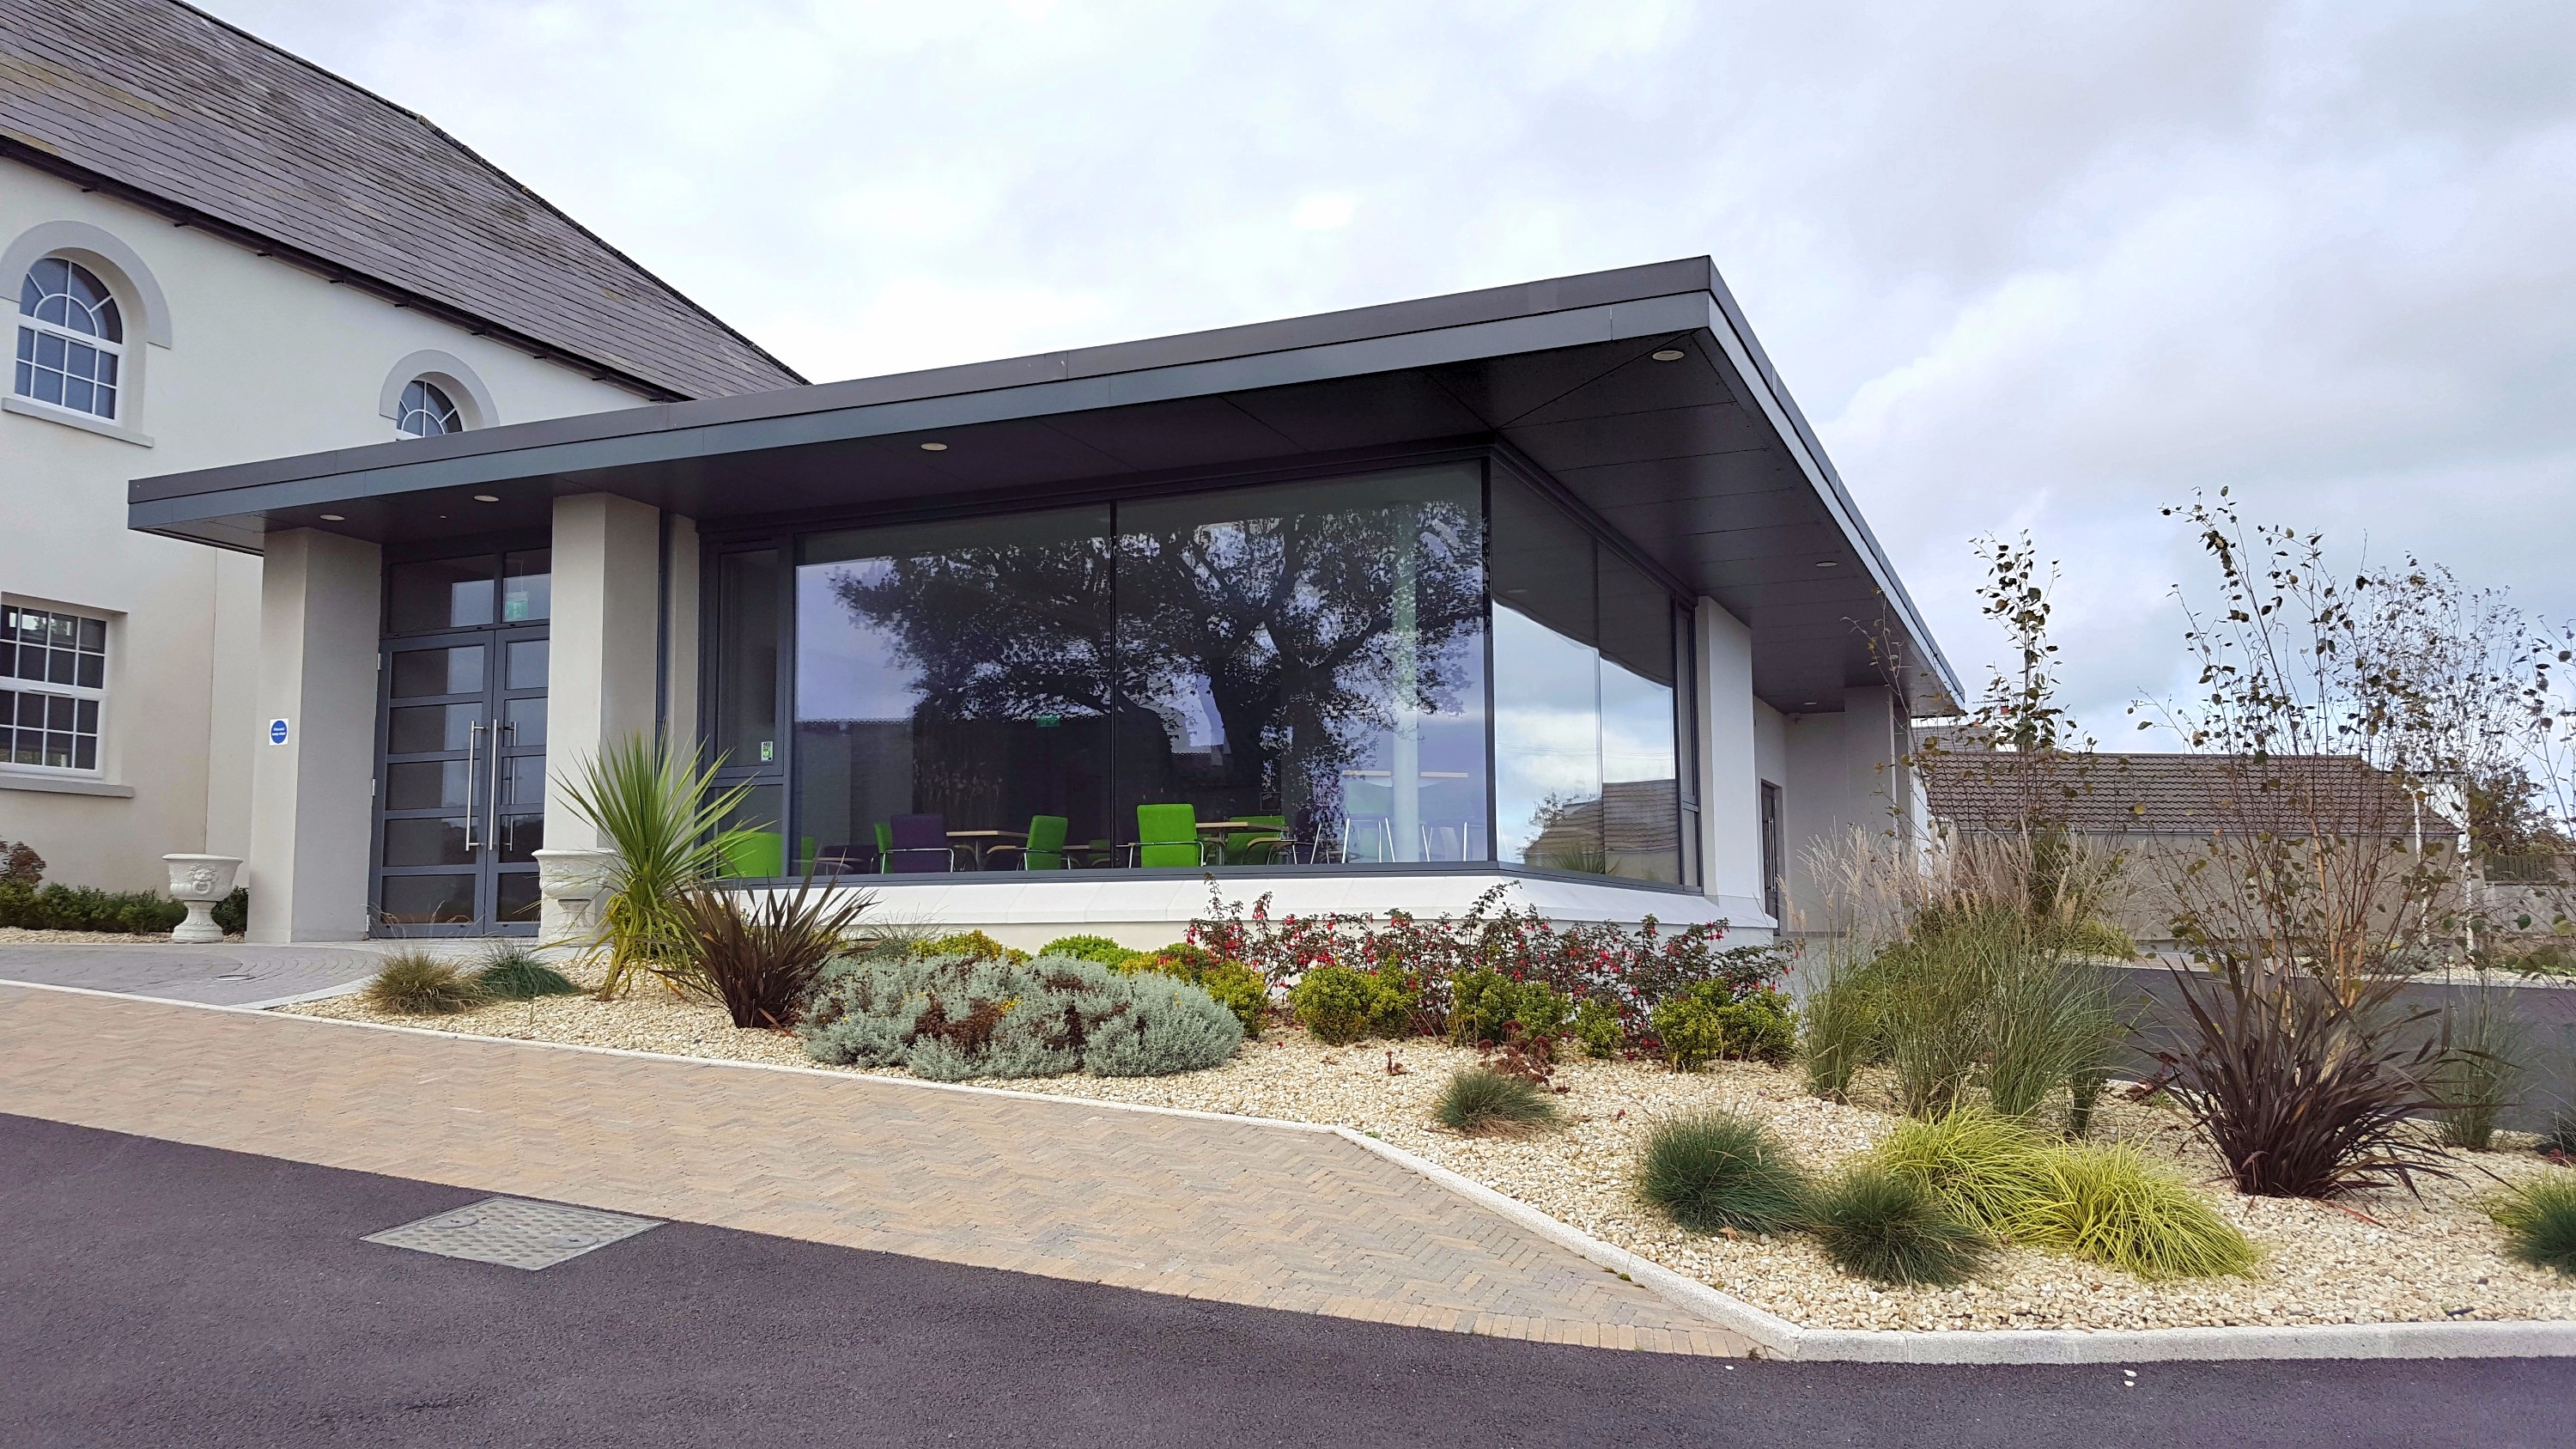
0,982,1747,1355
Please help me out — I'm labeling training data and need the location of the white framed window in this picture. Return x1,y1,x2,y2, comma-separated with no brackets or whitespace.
1,605,107,772
395,377,463,437
14,257,125,422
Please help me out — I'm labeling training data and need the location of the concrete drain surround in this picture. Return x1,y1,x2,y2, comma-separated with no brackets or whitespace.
365,1196,660,1270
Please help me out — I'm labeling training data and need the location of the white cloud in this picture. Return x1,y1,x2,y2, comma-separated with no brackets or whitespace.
200,0,2576,729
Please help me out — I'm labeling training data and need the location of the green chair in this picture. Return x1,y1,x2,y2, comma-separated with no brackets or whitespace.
988,814,1070,870
873,820,894,874
720,830,785,880
1225,813,1290,866
1131,803,1211,868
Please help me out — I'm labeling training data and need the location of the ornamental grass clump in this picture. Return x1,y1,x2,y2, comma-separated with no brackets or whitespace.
1807,1165,1992,1287
1634,1113,1812,1235
363,951,486,1015
2485,1173,2576,1275
2016,1142,2257,1281
2432,979,2529,1152
473,948,581,1001
1870,1108,2055,1237
1435,1066,1562,1136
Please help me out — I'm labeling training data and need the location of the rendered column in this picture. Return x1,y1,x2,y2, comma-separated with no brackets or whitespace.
246,528,381,942
544,492,665,854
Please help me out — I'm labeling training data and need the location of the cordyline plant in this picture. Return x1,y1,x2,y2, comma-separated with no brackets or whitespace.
2134,491,2539,996
555,734,756,999
1184,880,1788,1050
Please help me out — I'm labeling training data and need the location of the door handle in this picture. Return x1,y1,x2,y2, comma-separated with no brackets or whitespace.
489,718,511,857
462,720,485,852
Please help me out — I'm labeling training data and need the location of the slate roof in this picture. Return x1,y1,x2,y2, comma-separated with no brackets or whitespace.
0,0,802,400
1920,748,2439,837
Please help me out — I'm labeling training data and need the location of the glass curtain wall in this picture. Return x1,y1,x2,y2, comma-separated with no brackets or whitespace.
1115,466,1486,865
1490,477,1684,883
794,508,1115,872
705,457,1687,881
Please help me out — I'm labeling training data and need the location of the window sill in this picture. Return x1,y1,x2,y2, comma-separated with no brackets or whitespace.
3,395,154,447
0,770,135,798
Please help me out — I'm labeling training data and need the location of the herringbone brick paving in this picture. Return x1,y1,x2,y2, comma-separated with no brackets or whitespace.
0,983,1747,1355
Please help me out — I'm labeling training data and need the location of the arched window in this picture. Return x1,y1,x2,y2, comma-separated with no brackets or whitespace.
15,257,125,420
395,378,463,437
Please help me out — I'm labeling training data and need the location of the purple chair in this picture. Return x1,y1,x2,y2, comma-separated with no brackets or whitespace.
885,813,957,874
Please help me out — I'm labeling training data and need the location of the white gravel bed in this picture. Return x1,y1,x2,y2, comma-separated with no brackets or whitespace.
283,970,2576,1333
0,927,239,945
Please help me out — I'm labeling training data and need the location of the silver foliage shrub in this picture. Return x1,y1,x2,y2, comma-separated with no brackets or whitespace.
798,952,1241,1081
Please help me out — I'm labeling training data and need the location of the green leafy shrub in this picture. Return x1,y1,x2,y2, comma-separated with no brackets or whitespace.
1633,1112,1812,1235
1572,996,1625,1059
2063,916,2139,959
799,953,1241,1081
1870,1108,2055,1235
918,929,1031,965
2016,1142,2257,1280
210,886,249,937
1651,983,1795,1069
1036,934,1138,966
363,952,488,1015
1448,969,1571,1048
0,880,188,935
1435,1066,1563,1135
2486,1172,2576,1274
1808,1165,1992,1287
474,948,581,1000
1120,945,1267,1037
1288,964,1416,1044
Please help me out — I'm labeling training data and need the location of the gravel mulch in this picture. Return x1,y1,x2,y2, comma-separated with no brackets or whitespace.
0,927,240,945
282,966,2576,1334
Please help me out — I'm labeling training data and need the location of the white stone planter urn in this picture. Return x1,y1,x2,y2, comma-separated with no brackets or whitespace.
533,847,618,943
162,853,243,942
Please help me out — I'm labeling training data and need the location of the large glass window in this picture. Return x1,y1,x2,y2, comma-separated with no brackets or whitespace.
1491,478,1684,882
1114,467,1486,865
794,508,1114,873
703,457,1691,881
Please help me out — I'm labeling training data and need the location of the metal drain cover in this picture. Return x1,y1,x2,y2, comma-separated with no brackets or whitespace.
364,1196,660,1270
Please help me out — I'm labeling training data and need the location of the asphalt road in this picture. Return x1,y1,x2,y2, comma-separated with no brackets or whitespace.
3,1113,2566,1449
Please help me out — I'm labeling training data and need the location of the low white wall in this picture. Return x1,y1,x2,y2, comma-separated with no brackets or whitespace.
763,872,1739,953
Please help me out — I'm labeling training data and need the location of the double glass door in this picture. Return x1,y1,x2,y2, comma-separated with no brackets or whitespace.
373,551,550,935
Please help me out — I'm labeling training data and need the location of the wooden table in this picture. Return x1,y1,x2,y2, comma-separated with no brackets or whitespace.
944,829,1026,870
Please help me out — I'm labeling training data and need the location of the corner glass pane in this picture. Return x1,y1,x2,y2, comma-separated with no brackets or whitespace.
1113,466,1487,864
387,557,495,634
795,508,1114,873
1492,480,1601,871
714,550,781,772
1598,548,1680,883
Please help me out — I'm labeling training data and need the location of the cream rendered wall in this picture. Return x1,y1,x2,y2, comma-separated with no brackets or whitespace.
0,164,651,892
1777,685,1912,929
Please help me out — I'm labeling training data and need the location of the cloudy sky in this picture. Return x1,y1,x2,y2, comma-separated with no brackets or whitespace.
208,0,2576,736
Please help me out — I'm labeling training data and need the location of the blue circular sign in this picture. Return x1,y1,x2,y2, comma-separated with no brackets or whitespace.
268,718,289,746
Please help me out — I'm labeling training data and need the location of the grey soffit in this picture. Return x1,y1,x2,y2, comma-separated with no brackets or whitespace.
130,257,1962,713
363,1196,660,1271
0,0,800,402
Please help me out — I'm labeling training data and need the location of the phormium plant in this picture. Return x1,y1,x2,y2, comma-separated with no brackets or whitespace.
2149,962,2451,1199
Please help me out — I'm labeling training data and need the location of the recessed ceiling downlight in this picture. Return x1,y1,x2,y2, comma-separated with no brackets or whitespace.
319,513,346,521
472,494,500,502
1815,559,1839,569
919,441,949,452
1650,348,1685,362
